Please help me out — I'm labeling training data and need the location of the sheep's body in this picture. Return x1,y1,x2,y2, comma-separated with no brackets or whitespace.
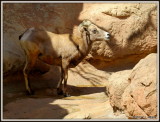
21,29,90,67
19,20,110,97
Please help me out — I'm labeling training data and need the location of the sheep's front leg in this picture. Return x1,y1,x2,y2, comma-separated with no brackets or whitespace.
57,67,64,95
62,60,70,97
63,68,70,97
57,60,70,97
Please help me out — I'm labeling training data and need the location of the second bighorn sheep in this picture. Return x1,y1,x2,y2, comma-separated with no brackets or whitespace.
19,20,110,97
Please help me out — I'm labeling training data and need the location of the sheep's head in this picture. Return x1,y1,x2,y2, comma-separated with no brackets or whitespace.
79,20,110,41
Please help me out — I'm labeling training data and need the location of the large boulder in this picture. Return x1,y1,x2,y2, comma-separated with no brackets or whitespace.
79,3,157,69
106,70,132,114
121,53,157,119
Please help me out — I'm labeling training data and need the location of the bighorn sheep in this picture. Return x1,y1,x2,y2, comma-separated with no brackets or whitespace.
19,20,110,97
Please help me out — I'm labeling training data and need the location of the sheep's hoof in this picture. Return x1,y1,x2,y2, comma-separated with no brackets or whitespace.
57,88,63,95
26,89,34,95
63,92,71,97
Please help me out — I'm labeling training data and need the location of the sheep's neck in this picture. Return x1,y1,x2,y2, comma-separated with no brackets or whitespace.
79,32,92,56
72,30,92,58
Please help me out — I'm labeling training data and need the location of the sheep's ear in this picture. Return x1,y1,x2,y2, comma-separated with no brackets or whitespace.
78,23,85,32
79,20,91,32
82,20,92,26
78,25,88,33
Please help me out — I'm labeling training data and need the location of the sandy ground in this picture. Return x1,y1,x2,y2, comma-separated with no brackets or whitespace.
3,62,127,120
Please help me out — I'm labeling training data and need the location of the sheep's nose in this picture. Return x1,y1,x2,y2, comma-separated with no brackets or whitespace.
105,32,110,40
107,33,110,38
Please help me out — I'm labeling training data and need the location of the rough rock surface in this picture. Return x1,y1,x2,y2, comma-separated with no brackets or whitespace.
106,70,132,114
121,53,157,119
80,3,157,69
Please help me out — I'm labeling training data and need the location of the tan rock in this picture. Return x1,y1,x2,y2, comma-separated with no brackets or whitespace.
121,53,157,119
79,3,157,69
106,70,132,114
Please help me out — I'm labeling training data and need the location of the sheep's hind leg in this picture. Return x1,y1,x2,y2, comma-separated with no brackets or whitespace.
23,54,37,95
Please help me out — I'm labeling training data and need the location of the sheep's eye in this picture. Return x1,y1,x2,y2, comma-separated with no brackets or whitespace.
92,29,97,34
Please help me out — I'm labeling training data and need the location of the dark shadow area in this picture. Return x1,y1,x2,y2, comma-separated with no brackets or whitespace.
99,63,136,72
87,54,139,72
68,85,106,96
3,97,68,119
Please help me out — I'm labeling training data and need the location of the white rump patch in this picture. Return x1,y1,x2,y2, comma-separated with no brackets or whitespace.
21,27,35,41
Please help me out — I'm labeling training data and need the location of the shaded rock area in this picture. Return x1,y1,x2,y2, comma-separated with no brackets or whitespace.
2,3,158,120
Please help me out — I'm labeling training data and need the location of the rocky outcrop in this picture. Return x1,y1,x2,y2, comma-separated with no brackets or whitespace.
106,53,157,119
106,70,132,114
79,3,157,69
121,53,157,119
